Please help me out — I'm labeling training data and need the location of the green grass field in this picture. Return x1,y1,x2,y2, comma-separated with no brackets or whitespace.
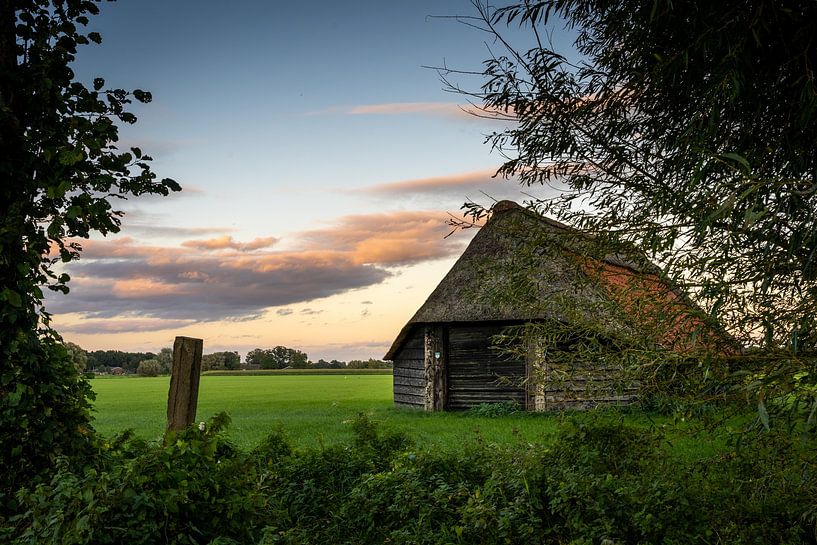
91,374,564,450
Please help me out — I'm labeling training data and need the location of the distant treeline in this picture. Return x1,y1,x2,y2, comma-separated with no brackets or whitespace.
86,350,161,374
78,345,390,376
245,347,391,370
203,368,392,376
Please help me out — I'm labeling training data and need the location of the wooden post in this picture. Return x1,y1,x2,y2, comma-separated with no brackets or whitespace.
423,325,446,411
166,336,203,433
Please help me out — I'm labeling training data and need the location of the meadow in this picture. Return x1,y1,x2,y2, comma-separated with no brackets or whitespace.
91,374,565,450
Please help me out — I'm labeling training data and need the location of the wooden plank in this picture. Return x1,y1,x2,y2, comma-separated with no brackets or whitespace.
394,376,425,388
394,384,423,396
402,334,424,350
398,359,424,370
399,348,424,361
394,393,424,406
166,336,203,434
393,367,424,379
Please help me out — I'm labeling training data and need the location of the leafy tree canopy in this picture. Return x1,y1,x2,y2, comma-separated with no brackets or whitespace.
202,351,240,372
0,0,177,502
136,358,161,377
442,0,817,422
246,346,309,369
453,0,817,351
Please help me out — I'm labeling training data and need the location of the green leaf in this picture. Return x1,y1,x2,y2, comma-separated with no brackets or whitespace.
66,205,82,219
2,289,22,308
720,152,751,171
59,148,84,166
757,401,770,430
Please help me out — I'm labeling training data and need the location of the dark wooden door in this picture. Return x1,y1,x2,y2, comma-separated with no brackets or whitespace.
446,324,526,410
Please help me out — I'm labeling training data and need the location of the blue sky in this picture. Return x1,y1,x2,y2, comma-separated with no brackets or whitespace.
54,1,574,360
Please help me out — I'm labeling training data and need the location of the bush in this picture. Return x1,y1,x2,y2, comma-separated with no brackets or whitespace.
0,334,95,515
6,410,817,544
12,413,265,545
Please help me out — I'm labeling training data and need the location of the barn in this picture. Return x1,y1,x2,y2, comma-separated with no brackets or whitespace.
385,200,722,411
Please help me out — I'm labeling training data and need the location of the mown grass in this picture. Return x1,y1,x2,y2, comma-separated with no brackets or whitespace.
91,375,563,450
91,375,728,459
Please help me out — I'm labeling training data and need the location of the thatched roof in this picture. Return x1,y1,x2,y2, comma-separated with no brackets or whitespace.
385,200,717,360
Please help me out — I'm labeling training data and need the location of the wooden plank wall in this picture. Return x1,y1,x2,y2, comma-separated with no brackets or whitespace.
531,362,638,411
392,328,425,408
447,324,526,410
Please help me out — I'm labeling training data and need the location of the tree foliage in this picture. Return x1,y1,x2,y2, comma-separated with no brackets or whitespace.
135,358,160,377
0,0,177,504
246,346,308,369
86,349,157,374
445,0,817,418
63,341,87,374
455,0,817,348
201,351,240,372
347,358,392,369
155,347,173,374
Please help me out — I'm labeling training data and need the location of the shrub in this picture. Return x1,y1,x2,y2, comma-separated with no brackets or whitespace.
6,409,817,544
0,334,95,515
12,413,266,545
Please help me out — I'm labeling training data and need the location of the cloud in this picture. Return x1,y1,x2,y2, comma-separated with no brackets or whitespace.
300,210,464,266
300,308,323,315
182,235,278,252
59,317,195,334
313,102,517,123
348,102,465,117
119,210,235,238
362,169,500,196
356,169,549,209
49,210,466,325
276,308,294,316
49,243,390,322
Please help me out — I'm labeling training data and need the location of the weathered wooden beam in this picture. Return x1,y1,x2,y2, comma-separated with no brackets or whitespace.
423,325,446,411
166,336,203,433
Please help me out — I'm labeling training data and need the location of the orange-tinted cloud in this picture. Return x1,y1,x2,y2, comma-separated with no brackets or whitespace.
181,235,278,252
47,210,469,327
300,210,465,265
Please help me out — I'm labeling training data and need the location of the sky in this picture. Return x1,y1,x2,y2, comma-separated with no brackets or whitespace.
50,0,574,361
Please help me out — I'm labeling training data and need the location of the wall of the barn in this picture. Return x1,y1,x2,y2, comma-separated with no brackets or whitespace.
446,323,527,410
392,321,638,412
392,327,425,408
530,359,639,411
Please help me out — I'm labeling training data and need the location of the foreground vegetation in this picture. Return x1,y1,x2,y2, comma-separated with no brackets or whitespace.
5,410,816,545
0,375,791,544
